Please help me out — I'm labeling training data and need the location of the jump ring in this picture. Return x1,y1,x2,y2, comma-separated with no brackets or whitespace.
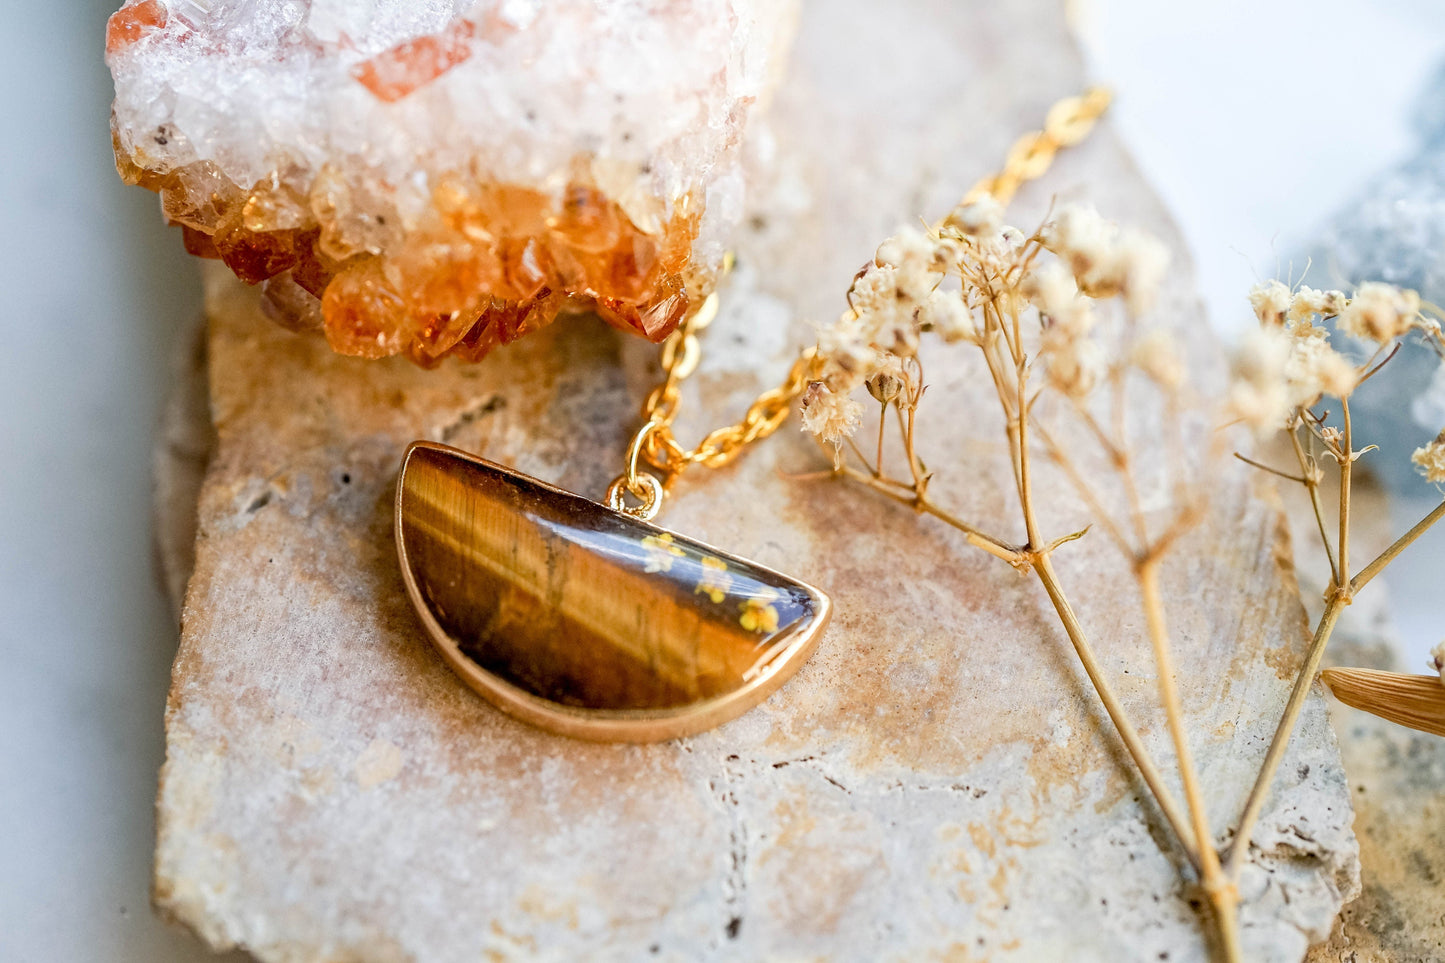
606,471,663,521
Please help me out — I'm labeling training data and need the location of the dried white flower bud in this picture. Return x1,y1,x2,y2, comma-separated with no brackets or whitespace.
1337,282,1421,343
850,264,899,317
878,315,921,358
1117,229,1169,316
1130,330,1185,390
1431,640,1445,683
1040,204,1167,314
1045,336,1105,399
947,196,1003,237
1288,286,1348,321
1285,315,1330,342
815,312,874,392
1041,204,1112,278
865,371,902,404
932,236,966,272
1227,328,1292,432
876,227,941,301
920,290,976,343
875,227,935,271
1022,261,1093,334
1249,280,1292,327
1285,337,1356,407
800,381,863,445
1412,430,1445,484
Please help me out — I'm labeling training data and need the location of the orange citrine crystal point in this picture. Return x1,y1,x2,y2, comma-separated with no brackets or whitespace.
105,0,168,55
120,149,702,364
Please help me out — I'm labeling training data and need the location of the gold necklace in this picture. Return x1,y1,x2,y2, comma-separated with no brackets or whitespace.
393,88,1112,743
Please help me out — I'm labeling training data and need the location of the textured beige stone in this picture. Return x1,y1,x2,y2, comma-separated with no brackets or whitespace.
1268,475,1445,963
153,1,1361,959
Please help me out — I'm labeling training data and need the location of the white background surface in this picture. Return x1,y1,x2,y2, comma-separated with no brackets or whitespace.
1,2,1442,960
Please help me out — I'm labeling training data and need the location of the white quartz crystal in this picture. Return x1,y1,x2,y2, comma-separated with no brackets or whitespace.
109,0,793,233
106,0,797,362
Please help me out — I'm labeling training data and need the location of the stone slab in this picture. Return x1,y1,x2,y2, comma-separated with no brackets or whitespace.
152,1,1358,959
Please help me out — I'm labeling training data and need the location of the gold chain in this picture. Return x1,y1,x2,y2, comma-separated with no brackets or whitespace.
606,87,1113,520
961,86,1112,207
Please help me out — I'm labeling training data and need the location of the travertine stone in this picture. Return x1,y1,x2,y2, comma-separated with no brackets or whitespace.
1268,471,1445,963
153,1,1358,959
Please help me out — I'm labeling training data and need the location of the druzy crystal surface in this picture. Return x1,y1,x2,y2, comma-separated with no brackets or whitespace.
106,0,795,364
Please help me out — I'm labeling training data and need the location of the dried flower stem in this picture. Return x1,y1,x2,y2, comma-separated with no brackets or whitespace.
1138,560,1240,961
1222,598,1344,877
1351,498,1445,594
799,204,1445,960
1338,399,1354,603
1030,552,1202,869
1226,392,1445,879
1288,428,1339,588
1223,400,1358,876
1231,452,1306,485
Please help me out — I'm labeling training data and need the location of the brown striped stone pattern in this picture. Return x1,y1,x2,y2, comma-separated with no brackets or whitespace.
395,443,827,735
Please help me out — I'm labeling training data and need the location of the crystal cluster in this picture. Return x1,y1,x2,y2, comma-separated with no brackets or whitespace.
106,0,795,364
1296,60,1445,492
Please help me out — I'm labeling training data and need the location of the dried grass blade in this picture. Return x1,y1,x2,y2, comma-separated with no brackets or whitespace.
1321,667,1445,737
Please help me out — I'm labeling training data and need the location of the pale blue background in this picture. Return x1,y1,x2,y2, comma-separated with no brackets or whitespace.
0,1,1441,959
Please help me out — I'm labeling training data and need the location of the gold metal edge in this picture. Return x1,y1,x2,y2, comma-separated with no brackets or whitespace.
393,440,832,743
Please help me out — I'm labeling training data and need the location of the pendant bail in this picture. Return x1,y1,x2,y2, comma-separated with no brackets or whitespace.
607,419,666,520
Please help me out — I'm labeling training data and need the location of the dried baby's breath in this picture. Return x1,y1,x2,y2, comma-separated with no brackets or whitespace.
797,191,1445,963
799,380,862,448
1412,430,1445,483
1131,330,1185,390
1227,328,1292,431
1249,280,1292,327
1337,281,1422,343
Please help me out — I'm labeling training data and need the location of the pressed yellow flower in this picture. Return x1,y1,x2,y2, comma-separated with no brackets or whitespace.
739,594,781,634
694,556,732,604
641,532,685,574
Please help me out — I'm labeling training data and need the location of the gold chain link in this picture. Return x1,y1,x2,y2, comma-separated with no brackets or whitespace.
962,87,1112,207
606,87,1112,519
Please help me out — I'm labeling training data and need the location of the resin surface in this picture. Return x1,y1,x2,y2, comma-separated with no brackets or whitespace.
395,443,828,733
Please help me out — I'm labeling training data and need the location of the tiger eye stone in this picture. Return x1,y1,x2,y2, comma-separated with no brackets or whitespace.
394,443,830,740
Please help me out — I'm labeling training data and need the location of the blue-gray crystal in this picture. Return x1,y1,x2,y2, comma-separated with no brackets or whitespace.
1296,59,1445,494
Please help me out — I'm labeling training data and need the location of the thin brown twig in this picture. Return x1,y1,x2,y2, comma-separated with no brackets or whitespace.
876,401,888,476
1350,498,1445,595
1030,553,1202,871
1137,560,1240,961
835,464,1024,565
1226,398,1362,882
1288,428,1340,588
1233,452,1308,485
1032,419,1137,557
1224,598,1345,877
844,435,877,476
1355,342,1402,388
1338,397,1354,600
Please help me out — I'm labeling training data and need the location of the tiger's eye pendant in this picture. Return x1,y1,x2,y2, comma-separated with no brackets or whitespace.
395,442,831,742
